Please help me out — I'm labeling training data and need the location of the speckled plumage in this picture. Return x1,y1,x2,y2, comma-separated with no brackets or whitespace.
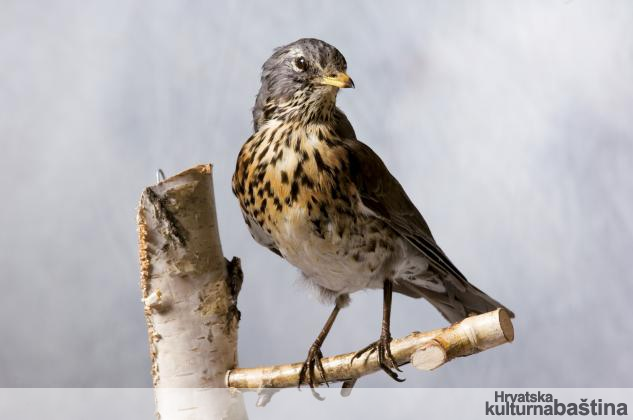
232,38,512,386
234,119,401,299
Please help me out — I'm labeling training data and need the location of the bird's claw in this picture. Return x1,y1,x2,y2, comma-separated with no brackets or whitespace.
351,333,405,382
298,343,328,400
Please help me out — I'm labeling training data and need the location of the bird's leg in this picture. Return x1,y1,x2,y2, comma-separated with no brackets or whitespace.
352,279,405,382
378,279,404,379
298,295,347,394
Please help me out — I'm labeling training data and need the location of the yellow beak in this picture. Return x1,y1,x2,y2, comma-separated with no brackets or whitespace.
320,72,355,88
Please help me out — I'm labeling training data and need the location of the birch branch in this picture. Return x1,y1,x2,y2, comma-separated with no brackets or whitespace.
137,164,248,420
226,308,514,389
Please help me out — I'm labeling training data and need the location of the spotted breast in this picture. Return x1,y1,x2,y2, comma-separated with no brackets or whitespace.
232,120,409,299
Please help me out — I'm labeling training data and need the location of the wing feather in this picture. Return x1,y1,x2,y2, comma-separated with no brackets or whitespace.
342,138,514,321
342,139,468,283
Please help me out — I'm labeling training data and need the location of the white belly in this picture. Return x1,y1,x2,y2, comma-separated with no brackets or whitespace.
272,208,391,294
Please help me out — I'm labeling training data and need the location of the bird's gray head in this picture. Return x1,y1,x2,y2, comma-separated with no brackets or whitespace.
253,38,353,131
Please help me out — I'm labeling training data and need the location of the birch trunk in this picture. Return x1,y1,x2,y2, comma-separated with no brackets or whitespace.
137,164,247,420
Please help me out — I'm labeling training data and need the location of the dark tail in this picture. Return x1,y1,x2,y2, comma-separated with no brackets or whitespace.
393,277,514,324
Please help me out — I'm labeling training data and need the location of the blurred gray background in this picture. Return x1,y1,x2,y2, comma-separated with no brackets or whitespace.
1,0,632,388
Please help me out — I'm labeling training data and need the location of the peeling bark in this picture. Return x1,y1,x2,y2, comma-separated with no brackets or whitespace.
137,164,247,420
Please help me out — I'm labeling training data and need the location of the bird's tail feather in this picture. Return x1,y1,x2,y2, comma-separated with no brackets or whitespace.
393,278,514,324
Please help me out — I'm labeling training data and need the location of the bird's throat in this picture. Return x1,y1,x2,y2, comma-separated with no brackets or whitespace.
263,87,338,127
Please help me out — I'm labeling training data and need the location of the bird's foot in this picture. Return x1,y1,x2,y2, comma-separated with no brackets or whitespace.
351,333,405,382
298,343,328,400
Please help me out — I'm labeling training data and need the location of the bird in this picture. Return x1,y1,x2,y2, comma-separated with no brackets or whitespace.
232,38,513,390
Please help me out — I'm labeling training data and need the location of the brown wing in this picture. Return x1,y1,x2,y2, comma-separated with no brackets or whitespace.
342,138,514,322
342,138,468,282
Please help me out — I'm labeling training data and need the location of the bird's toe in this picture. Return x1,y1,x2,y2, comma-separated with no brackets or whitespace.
298,344,328,399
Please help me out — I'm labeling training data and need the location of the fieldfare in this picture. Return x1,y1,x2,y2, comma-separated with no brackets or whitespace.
232,38,513,390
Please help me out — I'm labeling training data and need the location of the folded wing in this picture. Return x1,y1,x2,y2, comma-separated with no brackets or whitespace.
342,139,514,322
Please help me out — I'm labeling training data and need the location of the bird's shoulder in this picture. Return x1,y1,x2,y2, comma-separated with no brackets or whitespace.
340,138,433,237
331,107,356,140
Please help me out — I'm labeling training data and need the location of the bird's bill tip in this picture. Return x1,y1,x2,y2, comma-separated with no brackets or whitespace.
320,72,355,89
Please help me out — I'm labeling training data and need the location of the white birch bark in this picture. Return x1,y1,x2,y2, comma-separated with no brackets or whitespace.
227,309,514,390
137,164,247,420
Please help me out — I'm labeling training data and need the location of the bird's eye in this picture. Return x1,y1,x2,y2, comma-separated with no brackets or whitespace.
294,56,307,72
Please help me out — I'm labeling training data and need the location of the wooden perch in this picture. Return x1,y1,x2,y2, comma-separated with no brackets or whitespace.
136,163,514,415
226,308,513,389
137,165,247,420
